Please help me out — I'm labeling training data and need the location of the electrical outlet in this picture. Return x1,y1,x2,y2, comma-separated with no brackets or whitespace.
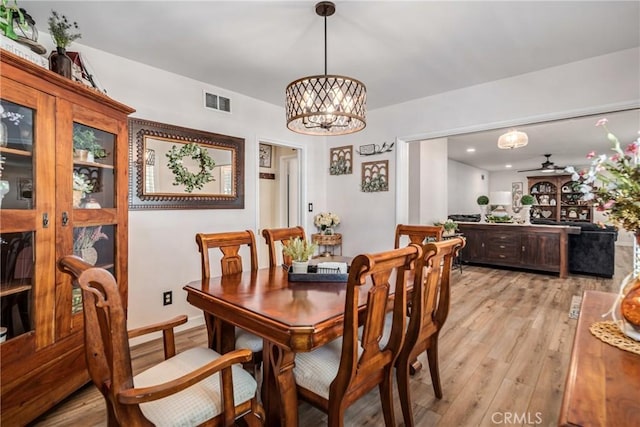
308,203,313,212
163,291,172,306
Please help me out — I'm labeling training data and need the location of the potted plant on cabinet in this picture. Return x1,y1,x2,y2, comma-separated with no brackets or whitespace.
477,195,489,223
48,10,81,78
521,194,534,224
73,126,107,162
283,237,318,274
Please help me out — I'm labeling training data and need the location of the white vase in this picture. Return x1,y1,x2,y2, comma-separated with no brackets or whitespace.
81,246,98,266
479,205,487,223
522,206,532,224
73,190,84,208
291,260,309,274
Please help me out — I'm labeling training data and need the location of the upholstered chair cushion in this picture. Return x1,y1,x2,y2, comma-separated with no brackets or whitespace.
236,330,263,352
294,338,360,400
135,347,257,425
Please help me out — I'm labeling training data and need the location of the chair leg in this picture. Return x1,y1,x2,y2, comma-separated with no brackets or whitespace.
426,337,443,399
242,397,265,426
409,357,423,375
396,355,415,427
327,405,345,427
253,350,262,379
379,369,397,427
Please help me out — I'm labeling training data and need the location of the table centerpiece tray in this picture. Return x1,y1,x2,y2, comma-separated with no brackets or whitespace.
287,264,349,283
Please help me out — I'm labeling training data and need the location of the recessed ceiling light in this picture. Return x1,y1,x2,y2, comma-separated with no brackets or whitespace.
466,148,476,153
505,164,512,168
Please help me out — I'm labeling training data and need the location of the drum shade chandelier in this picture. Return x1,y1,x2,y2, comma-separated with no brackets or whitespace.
285,1,367,136
497,129,528,149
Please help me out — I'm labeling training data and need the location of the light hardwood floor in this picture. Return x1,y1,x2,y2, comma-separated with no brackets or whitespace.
31,246,633,427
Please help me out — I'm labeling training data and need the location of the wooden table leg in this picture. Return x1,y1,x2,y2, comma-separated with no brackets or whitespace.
205,313,236,354
262,341,298,427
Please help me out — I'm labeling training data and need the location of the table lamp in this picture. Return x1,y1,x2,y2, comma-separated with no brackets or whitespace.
490,191,512,217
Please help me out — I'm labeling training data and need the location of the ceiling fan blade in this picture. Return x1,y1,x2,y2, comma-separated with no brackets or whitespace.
517,167,542,172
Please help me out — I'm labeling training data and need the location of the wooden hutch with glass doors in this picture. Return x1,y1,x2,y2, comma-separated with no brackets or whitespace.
0,50,135,425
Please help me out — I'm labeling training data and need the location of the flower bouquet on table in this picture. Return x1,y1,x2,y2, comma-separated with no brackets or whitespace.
566,117,640,341
314,212,340,235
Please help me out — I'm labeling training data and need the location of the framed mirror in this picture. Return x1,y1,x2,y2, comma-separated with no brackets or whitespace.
128,118,244,209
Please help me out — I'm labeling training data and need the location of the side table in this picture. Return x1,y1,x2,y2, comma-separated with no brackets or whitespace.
312,233,342,257
559,290,640,426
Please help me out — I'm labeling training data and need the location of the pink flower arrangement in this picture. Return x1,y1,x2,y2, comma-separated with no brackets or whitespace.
565,118,640,233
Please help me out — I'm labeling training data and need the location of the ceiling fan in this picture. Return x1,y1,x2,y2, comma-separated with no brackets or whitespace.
517,154,566,173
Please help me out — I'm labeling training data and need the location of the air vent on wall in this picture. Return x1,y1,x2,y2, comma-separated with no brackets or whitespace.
203,91,231,113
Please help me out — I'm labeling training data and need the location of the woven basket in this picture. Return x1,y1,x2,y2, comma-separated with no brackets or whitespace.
312,233,342,245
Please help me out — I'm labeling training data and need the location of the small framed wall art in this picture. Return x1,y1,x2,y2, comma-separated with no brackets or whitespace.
329,145,353,175
361,160,389,192
259,143,272,168
512,181,523,212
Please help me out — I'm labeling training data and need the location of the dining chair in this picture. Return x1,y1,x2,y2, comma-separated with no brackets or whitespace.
394,224,444,248
396,237,465,427
261,226,306,267
195,230,263,376
58,255,264,427
293,244,422,427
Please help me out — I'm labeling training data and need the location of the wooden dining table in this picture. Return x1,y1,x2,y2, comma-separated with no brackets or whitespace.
183,264,368,427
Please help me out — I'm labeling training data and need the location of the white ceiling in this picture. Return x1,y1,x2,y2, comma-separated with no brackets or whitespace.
447,108,640,172
20,1,640,171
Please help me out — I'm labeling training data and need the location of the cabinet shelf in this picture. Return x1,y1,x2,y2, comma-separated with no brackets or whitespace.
0,146,32,157
73,160,114,169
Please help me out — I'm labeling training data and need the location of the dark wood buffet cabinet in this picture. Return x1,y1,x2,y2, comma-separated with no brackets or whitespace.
457,223,580,278
0,50,134,424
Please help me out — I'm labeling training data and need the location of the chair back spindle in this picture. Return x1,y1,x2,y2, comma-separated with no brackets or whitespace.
394,224,444,248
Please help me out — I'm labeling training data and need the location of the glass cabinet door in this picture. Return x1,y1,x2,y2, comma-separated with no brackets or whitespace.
0,84,56,347
1,100,35,341
64,115,122,326
1,99,34,210
71,224,116,314
72,123,115,210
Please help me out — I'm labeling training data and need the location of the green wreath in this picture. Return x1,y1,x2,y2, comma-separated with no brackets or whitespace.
166,142,216,193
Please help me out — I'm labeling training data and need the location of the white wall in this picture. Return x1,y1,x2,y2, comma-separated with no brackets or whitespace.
418,138,448,224
332,47,639,257
447,160,489,215
408,138,449,224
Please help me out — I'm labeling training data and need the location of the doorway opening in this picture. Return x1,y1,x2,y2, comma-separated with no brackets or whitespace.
258,142,303,267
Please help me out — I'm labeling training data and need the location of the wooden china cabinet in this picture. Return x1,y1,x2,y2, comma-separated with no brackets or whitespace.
527,175,593,222
0,50,135,424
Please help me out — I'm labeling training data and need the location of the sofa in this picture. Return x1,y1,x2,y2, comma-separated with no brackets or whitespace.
531,219,618,278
